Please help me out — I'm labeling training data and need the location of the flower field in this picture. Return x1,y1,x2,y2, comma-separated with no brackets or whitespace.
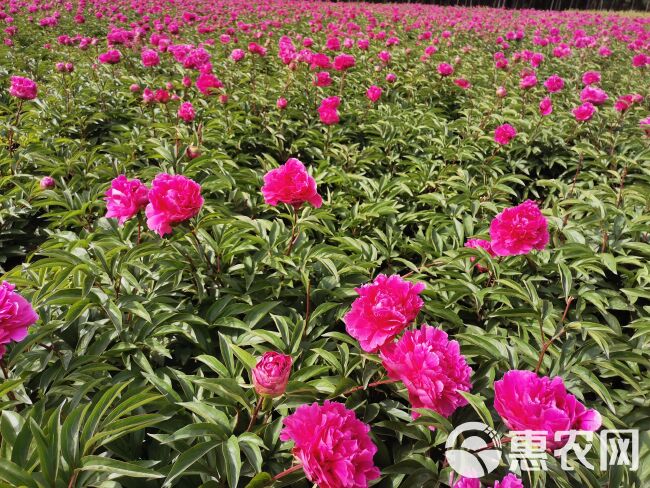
1,1,649,487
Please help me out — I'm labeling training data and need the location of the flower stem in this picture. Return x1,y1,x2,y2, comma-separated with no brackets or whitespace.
285,206,299,255
534,296,574,374
246,397,263,432
339,378,399,397
273,463,303,481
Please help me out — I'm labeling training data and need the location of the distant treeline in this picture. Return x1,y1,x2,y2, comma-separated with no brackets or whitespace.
357,0,650,11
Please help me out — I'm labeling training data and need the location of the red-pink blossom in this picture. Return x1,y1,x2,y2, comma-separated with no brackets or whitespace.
252,351,292,397
0,282,39,358
280,401,380,488
494,124,517,145
489,200,549,256
343,274,425,353
573,102,596,121
145,173,204,236
9,76,37,99
105,175,149,225
261,158,322,209
494,370,601,449
380,325,472,419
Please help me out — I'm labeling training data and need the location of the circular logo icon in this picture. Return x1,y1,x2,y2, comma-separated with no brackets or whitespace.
445,422,502,478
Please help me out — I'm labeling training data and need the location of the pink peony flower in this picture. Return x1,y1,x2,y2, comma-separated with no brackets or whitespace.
493,473,524,488
313,71,332,87
261,158,322,209
385,73,397,83
489,200,549,256
276,97,287,110
581,70,601,85
632,53,648,67
519,73,537,90
580,86,608,106
318,96,340,125
105,175,149,225
177,101,195,122
464,238,496,272
539,96,553,116
154,89,170,104
9,76,37,99
366,85,382,103
141,48,160,67
641,116,650,136
252,351,292,397
230,48,245,62
280,401,380,488
39,176,55,189
98,49,121,64
453,477,480,488
196,72,223,95
437,62,454,76
145,173,204,236
494,370,602,449
343,274,425,353
333,53,355,71
573,102,596,122
454,78,471,90
0,281,39,358
381,325,472,419
494,124,517,145
496,86,507,98
543,74,564,93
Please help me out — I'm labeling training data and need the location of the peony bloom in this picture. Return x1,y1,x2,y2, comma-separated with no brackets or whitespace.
196,72,223,95
252,351,292,397
464,238,496,272
519,73,537,89
141,48,160,67
580,86,608,106
98,49,121,64
344,274,425,353
366,85,382,103
493,474,524,488
280,401,380,488
543,74,564,93
230,48,245,62
276,97,287,110
154,89,170,104
39,176,55,189
573,102,596,122
381,325,472,419
130,83,140,92
333,53,355,71
9,76,37,100
313,71,332,87
494,124,517,145
177,101,195,122
489,200,549,256
454,78,471,90
385,73,397,83
641,116,650,137
539,96,553,116
581,70,601,85
632,53,648,67
0,282,38,357
496,86,507,98
318,96,340,125
437,62,454,76
105,175,149,225
145,173,204,236
261,158,322,209
494,370,602,448
453,477,480,488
